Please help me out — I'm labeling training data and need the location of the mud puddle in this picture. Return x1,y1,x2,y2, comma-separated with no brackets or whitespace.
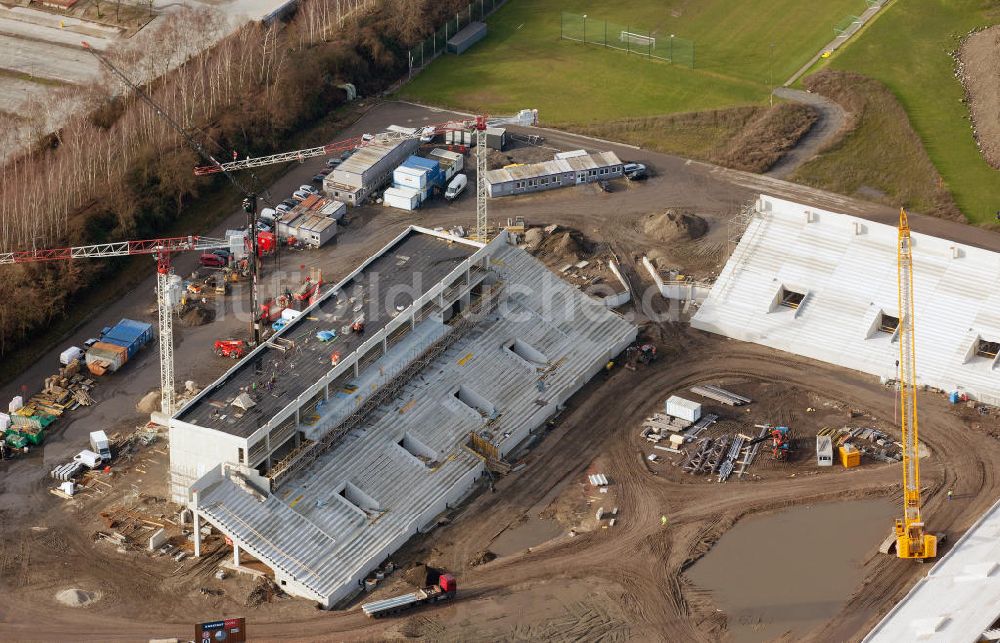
490,518,563,557
686,498,895,642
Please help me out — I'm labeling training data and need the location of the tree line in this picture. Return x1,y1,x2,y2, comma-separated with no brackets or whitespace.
0,0,474,360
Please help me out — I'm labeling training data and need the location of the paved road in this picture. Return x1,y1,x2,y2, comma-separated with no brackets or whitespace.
785,0,890,86
765,87,848,179
0,33,101,84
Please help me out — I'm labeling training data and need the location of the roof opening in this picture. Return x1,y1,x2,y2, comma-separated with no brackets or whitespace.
976,339,1000,360
505,338,549,366
339,481,379,512
878,313,899,335
779,287,805,309
397,432,437,465
454,385,497,418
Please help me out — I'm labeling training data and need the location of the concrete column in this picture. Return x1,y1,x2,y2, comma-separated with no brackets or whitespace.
324,382,330,400
383,335,388,353
233,542,241,566
193,512,201,558
354,359,360,377
411,311,416,329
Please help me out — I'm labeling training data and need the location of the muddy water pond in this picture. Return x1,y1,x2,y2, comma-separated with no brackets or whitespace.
686,498,896,642
490,518,563,557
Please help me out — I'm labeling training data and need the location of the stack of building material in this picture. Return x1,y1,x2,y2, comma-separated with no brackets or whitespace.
689,385,752,406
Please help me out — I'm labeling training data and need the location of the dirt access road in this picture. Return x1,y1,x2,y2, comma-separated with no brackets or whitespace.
2,101,1000,640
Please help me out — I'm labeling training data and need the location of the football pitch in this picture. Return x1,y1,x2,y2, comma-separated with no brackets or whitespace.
398,0,867,124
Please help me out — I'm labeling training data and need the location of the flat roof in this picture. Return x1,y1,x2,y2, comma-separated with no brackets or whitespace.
338,140,409,176
865,497,1000,642
484,151,621,184
176,230,476,438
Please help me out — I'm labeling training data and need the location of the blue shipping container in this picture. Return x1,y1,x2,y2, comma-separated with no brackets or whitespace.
102,318,153,359
402,156,443,187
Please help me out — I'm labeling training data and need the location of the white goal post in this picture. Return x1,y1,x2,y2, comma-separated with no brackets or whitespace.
620,31,655,48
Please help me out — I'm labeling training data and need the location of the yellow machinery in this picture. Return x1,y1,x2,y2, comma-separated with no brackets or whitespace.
894,209,937,560
839,444,860,468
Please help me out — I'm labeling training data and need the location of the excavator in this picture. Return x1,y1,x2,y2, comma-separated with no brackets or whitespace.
893,209,936,561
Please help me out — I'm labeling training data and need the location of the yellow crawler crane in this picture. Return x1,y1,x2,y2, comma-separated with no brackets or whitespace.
894,209,937,560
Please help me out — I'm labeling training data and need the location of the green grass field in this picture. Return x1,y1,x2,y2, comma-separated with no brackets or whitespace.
399,0,867,124
819,0,1000,224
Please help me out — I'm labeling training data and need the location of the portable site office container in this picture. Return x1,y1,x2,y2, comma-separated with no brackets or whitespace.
325,139,420,205
393,165,429,190
665,396,701,423
483,151,624,198
319,200,347,221
485,127,507,151
383,186,421,211
429,149,463,180
402,155,443,187
86,342,129,375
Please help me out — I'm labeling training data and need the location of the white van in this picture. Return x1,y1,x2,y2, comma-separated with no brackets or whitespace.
445,174,468,201
259,207,277,225
60,346,85,365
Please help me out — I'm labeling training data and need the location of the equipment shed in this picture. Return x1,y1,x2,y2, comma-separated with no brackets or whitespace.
447,21,486,54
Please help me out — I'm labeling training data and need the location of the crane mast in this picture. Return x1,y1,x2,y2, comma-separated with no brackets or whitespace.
894,209,936,560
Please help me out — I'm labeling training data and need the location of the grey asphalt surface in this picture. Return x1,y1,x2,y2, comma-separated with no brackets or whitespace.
1,99,997,517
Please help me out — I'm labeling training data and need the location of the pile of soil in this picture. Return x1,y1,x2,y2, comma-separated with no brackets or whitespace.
468,550,497,567
523,228,545,248
958,26,1000,169
534,228,594,264
403,563,428,587
55,588,99,607
179,305,215,327
642,210,708,243
136,390,161,414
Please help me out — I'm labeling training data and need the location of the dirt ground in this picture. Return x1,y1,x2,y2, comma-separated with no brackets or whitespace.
959,26,1000,170
3,101,1000,641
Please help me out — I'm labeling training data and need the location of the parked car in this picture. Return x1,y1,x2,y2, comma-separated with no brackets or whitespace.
298,185,319,195
210,248,231,259
281,198,297,208
292,189,312,201
256,221,272,233
83,337,99,349
259,207,277,224
623,162,647,180
361,133,375,142
200,253,227,268
340,150,353,161
275,203,293,214
312,170,331,183
326,158,341,168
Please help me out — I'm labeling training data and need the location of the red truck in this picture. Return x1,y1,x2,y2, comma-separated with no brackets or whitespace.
361,574,456,618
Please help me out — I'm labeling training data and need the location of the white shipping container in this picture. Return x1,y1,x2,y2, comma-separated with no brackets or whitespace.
8,396,23,414
0,413,10,432
281,308,302,322
665,396,701,423
383,186,420,211
393,166,428,189
555,149,589,160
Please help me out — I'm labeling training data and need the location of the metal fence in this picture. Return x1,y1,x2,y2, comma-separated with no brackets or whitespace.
559,12,695,68
408,0,508,76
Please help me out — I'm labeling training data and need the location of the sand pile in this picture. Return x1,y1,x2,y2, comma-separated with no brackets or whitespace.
137,390,161,414
55,588,99,607
642,210,708,243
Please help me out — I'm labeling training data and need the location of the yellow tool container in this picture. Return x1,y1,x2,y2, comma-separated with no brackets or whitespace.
839,444,861,468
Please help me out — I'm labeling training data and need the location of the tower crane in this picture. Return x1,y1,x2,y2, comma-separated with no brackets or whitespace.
894,208,937,560
191,109,539,242
0,236,232,416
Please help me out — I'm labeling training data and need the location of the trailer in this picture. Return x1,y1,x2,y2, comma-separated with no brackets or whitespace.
361,574,456,618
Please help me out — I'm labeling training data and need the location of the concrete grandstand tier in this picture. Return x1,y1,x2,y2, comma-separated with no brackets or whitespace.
864,496,1000,642
180,229,636,607
693,195,1000,405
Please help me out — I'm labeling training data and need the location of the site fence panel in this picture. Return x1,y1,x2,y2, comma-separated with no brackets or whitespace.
407,0,508,76
559,12,694,68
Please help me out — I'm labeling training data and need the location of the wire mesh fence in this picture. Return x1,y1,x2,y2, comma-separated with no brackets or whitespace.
407,0,509,76
559,12,695,68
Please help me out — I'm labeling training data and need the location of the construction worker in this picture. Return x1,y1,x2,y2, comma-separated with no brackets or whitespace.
948,489,954,501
